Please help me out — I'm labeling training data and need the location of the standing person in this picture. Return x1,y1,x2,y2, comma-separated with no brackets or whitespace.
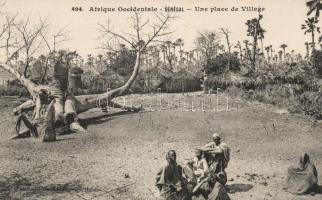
201,133,230,186
155,150,192,200
191,139,231,200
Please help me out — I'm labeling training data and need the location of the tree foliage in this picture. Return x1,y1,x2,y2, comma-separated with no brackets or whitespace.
245,13,265,71
301,17,320,50
206,53,240,75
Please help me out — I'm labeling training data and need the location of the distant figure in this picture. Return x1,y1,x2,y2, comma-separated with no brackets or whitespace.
285,153,318,194
201,133,230,185
155,150,191,200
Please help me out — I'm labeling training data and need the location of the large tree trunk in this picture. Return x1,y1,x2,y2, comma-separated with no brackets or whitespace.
40,99,56,142
252,34,257,71
0,62,47,97
72,49,142,113
1,46,143,141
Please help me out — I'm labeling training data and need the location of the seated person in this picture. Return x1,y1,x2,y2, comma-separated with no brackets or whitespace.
13,89,57,142
14,89,52,138
188,149,209,183
156,150,192,200
284,153,318,194
187,149,230,200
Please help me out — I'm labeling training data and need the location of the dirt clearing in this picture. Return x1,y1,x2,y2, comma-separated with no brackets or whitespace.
0,94,321,200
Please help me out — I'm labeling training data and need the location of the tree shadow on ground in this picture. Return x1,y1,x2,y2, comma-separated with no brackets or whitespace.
80,110,139,128
0,173,138,199
55,137,75,142
226,183,253,194
0,173,87,199
311,184,322,195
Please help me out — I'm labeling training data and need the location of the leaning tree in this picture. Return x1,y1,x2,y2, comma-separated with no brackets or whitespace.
306,0,322,20
0,12,174,141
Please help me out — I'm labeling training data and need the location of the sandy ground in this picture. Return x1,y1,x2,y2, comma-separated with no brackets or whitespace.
0,93,321,200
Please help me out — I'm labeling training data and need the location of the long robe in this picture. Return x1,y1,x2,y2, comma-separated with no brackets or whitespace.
285,153,318,194
183,164,231,200
201,142,230,186
156,163,191,200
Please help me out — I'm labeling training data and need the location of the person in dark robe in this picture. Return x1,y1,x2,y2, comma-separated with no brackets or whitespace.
190,166,231,200
156,150,192,200
284,153,318,194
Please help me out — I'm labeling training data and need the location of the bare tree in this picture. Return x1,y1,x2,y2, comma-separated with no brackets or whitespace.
39,26,69,83
234,41,243,61
194,30,221,68
0,15,19,61
0,12,174,142
220,28,232,71
194,30,221,93
13,16,48,76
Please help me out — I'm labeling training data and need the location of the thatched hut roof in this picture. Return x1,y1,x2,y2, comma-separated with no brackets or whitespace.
70,66,84,75
173,69,197,79
208,72,248,85
143,66,173,78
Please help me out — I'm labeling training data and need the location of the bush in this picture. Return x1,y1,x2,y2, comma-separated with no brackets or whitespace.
0,85,29,97
242,84,300,107
289,91,322,119
206,53,240,75
312,50,322,77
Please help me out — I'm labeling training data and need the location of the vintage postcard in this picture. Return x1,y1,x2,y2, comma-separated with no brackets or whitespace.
0,0,321,199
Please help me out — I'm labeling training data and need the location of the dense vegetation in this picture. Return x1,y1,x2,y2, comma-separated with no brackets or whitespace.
1,2,322,119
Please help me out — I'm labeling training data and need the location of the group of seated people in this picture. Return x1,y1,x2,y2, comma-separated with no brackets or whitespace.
155,133,231,200
155,131,319,200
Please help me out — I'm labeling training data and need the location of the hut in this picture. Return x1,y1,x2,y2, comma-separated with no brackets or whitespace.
141,66,173,93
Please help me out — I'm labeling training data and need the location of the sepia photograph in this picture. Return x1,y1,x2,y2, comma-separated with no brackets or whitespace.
0,0,321,199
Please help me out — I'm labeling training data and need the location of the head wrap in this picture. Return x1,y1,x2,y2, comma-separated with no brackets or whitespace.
212,132,221,140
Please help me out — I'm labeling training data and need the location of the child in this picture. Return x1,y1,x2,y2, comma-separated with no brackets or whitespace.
192,149,209,183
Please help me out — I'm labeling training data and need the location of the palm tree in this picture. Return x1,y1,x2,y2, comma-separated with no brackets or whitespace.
178,50,184,61
189,51,194,61
259,35,264,56
97,54,103,61
160,44,167,62
269,45,273,58
319,35,322,50
291,50,295,62
305,42,310,59
278,50,283,62
87,54,94,68
245,13,265,71
301,17,320,50
234,41,243,60
185,51,189,60
165,40,172,54
175,38,184,59
280,44,288,60
285,53,291,63
265,46,270,61
243,40,251,60
172,42,178,58
306,0,322,19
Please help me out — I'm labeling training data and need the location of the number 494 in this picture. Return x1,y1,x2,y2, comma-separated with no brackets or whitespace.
72,7,83,12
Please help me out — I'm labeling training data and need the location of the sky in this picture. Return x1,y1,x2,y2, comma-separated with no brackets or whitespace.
2,0,321,57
